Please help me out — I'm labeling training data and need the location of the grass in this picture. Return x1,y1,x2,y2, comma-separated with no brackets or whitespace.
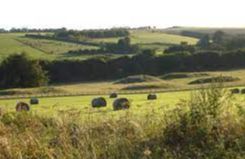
88,30,199,51
0,30,199,61
17,37,99,54
0,33,47,60
130,30,198,45
0,33,102,61
0,91,188,117
164,26,245,36
2,68,245,97
1,85,245,158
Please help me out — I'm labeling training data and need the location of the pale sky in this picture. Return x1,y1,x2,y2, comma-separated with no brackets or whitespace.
1,0,245,29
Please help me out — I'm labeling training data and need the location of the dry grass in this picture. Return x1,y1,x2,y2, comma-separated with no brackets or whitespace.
0,85,245,158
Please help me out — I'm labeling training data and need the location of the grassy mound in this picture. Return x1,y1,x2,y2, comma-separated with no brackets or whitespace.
0,87,66,96
189,76,240,85
114,74,163,84
121,82,175,90
161,72,209,80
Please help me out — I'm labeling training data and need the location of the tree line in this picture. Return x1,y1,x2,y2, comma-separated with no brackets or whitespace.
54,28,129,39
2,48,245,89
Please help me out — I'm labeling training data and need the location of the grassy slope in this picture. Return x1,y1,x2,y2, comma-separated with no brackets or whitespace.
130,30,198,44
164,26,245,36
0,33,47,60
17,37,99,54
0,33,101,61
89,30,199,50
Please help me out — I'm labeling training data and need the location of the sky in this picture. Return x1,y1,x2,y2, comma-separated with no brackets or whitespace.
0,0,245,29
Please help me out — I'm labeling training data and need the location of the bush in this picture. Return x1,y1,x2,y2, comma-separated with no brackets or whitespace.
163,84,239,158
0,53,48,88
189,76,239,85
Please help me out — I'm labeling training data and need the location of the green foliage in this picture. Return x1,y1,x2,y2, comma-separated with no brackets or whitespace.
197,34,210,49
0,53,48,88
213,30,225,44
103,37,140,54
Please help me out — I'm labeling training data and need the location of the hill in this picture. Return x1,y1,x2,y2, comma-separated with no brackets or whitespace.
89,29,198,50
163,26,245,38
0,33,101,61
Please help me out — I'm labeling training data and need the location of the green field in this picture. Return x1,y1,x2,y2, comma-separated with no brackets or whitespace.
0,30,198,61
90,30,198,51
0,33,100,61
0,91,188,117
0,33,47,60
163,26,245,36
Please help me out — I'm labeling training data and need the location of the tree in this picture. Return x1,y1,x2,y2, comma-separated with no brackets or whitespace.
0,53,48,88
117,37,131,50
213,30,225,44
197,35,210,49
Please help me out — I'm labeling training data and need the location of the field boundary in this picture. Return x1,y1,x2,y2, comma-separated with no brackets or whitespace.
0,83,243,100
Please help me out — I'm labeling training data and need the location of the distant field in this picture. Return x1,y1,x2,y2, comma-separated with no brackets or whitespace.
0,33,101,61
164,27,245,37
89,30,199,51
17,37,99,54
0,33,47,60
130,30,198,44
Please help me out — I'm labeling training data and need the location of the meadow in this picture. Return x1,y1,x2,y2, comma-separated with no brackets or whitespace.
0,91,189,117
1,85,245,158
0,30,198,61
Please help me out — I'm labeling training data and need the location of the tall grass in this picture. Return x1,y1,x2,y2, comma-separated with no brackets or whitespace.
1,84,245,158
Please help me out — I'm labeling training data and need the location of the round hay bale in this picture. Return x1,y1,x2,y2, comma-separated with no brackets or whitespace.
113,98,130,111
147,94,157,100
241,89,245,94
30,98,39,105
230,88,240,94
16,102,30,112
0,108,3,116
110,93,118,98
92,97,107,108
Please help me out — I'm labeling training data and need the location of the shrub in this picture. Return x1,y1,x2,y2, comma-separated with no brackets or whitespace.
189,76,239,85
0,53,48,88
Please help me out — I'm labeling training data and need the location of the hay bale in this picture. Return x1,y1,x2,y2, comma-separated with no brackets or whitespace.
147,94,157,100
30,98,39,105
113,98,130,111
92,97,107,108
110,93,118,98
241,89,245,94
230,88,240,94
16,102,30,112
0,108,3,116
